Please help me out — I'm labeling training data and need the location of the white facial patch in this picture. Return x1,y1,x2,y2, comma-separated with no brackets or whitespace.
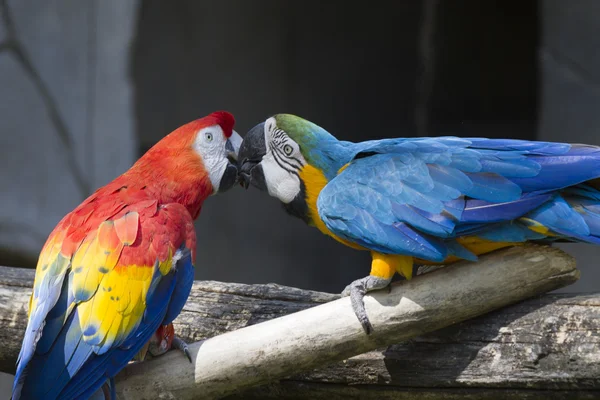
261,117,307,204
193,125,228,193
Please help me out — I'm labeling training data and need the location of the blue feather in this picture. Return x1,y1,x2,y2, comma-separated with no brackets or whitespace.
478,223,546,242
35,271,74,355
463,172,522,203
391,203,455,237
13,256,70,399
526,195,590,237
310,130,600,261
467,138,571,154
460,194,553,223
163,247,196,324
445,241,478,261
512,145,600,193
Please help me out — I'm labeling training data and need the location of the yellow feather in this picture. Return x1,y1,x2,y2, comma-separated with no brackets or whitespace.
78,264,154,346
337,163,350,174
298,164,365,250
158,248,173,276
520,217,555,236
370,252,413,279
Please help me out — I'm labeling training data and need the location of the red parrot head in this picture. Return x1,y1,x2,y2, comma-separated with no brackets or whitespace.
185,110,241,194
131,110,240,190
117,111,242,219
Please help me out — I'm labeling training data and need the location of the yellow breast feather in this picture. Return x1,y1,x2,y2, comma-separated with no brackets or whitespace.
299,163,365,250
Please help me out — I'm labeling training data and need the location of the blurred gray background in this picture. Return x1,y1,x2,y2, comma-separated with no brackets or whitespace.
0,0,599,296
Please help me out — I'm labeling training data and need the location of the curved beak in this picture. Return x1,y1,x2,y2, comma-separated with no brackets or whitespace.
238,122,267,191
225,130,243,162
218,130,243,193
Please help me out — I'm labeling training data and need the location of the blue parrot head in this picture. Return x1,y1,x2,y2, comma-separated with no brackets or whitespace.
239,114,349,223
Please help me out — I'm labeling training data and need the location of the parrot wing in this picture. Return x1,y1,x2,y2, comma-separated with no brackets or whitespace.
13,189,196,400
317,137,600,261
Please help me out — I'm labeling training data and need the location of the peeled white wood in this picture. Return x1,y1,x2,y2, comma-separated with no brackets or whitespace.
112,245,579,399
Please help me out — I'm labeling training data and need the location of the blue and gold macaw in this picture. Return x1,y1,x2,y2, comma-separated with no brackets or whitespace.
239,114,600,333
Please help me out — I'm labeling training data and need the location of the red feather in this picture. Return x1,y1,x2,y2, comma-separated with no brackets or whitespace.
15,111,233,399
208,110,235,138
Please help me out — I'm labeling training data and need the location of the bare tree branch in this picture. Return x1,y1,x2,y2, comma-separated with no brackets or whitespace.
0,245,590,399
118,245,578,399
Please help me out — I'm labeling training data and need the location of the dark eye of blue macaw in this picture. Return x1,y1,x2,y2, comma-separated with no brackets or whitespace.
283,144,293,156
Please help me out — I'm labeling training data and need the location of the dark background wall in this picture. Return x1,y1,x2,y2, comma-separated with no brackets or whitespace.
131,0,539,292
1,0,598,296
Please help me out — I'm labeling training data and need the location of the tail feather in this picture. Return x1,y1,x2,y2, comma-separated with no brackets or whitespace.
519,185,600,245
512,144,600,193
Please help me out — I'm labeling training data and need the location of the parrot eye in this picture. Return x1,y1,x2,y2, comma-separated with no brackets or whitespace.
283,144,294,156
205,132,213,142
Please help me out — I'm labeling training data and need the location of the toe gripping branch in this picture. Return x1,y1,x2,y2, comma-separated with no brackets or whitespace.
342,275,392,335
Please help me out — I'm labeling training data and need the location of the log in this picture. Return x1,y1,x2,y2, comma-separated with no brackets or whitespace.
0,245,594,399
236,292,600,399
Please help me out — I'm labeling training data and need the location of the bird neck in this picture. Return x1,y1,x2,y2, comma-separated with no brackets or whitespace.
298,164,329,227
287,163,362,249
303,139,354,180
287,140,354,226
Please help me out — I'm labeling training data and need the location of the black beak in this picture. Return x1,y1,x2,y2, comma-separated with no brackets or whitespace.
218,156,240,193
217,131,243,193
238,122,267,191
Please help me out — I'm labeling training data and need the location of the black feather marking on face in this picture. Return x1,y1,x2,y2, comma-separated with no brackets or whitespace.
282,179,310,224
271,147,300,180
270,128,303,171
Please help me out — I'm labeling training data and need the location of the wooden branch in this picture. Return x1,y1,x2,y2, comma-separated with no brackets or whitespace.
0,245,585,399
237,292,600,399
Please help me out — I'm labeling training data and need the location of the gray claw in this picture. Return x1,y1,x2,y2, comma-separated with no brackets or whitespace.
342,276,392,335
350,280,374,334
172,336,192,363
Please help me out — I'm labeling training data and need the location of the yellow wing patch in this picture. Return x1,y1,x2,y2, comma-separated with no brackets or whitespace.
71,220,125,303
77,252,173,351
78,264,151,349
66,210,168,352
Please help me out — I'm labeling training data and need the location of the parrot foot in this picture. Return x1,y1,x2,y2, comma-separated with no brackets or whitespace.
146,324,191,363
341,276,392,335
172,336,192,363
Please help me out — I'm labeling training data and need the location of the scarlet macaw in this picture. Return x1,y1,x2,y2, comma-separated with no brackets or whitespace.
239,114,600,333
12,111,241,399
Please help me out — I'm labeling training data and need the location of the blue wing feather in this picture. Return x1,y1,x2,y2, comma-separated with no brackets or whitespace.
460,193,553,223
318,137,600,260
162,248,194,324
